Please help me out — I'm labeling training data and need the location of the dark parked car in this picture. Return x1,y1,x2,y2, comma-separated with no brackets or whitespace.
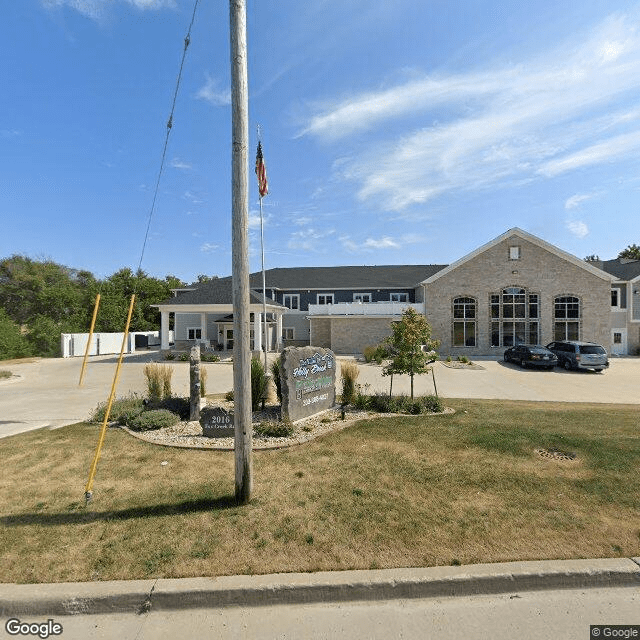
545,341,609,372
503,344,558,369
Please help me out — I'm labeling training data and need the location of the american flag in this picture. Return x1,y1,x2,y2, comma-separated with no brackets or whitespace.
255,141,268,198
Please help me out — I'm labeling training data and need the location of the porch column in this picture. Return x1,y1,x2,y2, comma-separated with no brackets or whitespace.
254,312,262,352
160,310,170,350
200,312,207,342
276,313,283,350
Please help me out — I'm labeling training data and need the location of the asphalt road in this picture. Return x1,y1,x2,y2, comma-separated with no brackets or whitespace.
0,351,638,439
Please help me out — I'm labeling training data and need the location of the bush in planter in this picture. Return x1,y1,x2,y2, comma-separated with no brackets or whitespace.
420,394,443,413
127,409,180,432
90,394,144,424
146,396,190,420
251,357,268,411
254,421,294,438
270,357,282,404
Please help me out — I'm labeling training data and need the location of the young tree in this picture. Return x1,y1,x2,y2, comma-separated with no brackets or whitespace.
382,308,439,400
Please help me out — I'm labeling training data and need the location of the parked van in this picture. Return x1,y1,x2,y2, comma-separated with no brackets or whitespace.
545,341,609,372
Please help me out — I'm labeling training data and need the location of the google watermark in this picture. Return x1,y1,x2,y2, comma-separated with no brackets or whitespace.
5,618,63,639
591,626,640,639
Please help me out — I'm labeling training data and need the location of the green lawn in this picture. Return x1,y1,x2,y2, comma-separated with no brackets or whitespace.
0,399,638,583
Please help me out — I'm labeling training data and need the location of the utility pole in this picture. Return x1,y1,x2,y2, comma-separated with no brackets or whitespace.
229,0,252,504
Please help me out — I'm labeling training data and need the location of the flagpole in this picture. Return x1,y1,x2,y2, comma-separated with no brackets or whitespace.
259,192,268,375
256,130,269,379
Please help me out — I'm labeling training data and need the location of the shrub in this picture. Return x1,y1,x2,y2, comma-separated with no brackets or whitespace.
201,353,220,362
178,352,189,362
147,396,190,420
457,355,470,364
353,388,371,410
251,357,268,411
340,361,360,405
90,394,145,424
164,352,175,360
200,367,208,397
225,390,234,401
270,357,282,404
363,346,377,363
420,394,444,413
0,370,11,380
128,409,180,432
254,421,294,438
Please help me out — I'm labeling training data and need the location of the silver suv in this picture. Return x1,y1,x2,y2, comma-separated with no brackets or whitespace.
545,341,609,372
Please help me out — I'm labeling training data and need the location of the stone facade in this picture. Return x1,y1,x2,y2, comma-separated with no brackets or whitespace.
424,236,611,356
309,317,397,355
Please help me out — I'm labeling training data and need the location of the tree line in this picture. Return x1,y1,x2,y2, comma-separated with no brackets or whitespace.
0,255,191,360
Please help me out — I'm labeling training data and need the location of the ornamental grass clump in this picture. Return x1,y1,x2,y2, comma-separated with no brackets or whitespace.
200,367,208,398
340,361,360,405
254,420,294,438
144,364,174,401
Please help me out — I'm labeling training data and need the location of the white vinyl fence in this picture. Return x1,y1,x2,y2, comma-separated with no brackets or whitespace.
60,331,172,358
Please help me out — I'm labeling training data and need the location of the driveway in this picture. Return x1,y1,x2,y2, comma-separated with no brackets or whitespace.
0,352,638,439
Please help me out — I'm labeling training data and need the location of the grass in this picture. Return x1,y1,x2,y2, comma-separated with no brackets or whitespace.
0,370,11,380
0,399,638,583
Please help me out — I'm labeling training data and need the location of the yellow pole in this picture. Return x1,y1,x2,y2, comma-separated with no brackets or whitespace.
84,294,136,503
79,293,101,387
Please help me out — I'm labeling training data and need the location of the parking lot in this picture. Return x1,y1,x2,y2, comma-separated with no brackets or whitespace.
0,351,638,438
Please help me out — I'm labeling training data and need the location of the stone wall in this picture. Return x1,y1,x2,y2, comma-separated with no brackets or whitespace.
330,317,393,354
309,318,331,348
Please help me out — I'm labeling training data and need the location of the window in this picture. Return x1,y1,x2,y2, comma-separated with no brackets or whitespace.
317,294,334,305
187,328,202,340
490,287,539,347
509,246,521,260
282,328,294,340
353,293,372,303
554,295,580,341
283,294,300,310
611,289,621,308
390,293,408,302
452,297,476,346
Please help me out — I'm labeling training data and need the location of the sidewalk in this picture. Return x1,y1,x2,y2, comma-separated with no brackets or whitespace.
2,558,639,617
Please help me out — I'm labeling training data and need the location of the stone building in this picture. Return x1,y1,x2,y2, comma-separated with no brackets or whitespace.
155,228,640,357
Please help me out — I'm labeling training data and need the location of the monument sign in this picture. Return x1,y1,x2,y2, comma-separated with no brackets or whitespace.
280,346,336,422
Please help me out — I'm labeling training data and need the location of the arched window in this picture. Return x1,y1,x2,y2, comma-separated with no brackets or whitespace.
554,296,580,341
490,286,539,347
452,297,476,347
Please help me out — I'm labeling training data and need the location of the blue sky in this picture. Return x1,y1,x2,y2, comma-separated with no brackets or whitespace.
2,0,640,282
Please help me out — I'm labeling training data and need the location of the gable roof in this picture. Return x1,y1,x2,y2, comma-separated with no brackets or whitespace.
157,277,282,307
421,228,616,285
598,258,640,281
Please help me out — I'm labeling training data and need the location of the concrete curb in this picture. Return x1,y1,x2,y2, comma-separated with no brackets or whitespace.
2,558,639,617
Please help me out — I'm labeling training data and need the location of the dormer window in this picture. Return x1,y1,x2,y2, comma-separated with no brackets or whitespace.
509,246,521,260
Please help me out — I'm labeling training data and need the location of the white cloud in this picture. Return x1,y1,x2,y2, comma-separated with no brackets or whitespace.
565,193,594,210
183,190,204,204
196,74,231,107
171,158,192,170
302,12,640,210
42,0,174,18
287,228,336,251
340,234,422,252
200,242,219,253
566,220,590,239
